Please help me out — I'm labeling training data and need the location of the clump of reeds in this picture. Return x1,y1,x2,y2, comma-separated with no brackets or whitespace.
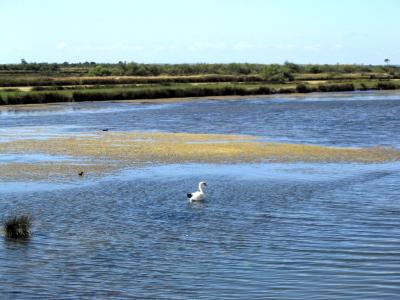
296,83,315,93
4,215,32,240
377,81,399,90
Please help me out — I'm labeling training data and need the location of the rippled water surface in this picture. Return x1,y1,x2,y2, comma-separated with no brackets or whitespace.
1,91,400,299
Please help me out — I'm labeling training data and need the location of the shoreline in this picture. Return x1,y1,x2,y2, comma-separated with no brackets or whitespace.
1,89,400,109
121,89,400,104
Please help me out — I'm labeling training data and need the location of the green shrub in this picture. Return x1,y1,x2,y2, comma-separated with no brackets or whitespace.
296,83,313,93
377,81,398,90
278,87,297,94
4,215,32,240
5,92,71,105
262,65,294,83
88,66,112,76
317,83,355,92
255,86,272,94
358,83,370,90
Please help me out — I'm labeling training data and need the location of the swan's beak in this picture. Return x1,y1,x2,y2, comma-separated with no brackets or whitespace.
204,183,207,186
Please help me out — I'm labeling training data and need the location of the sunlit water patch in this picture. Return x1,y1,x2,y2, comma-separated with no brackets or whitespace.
1,161,400,299
0,153,80,164
0,125,96,142
0,101,180,118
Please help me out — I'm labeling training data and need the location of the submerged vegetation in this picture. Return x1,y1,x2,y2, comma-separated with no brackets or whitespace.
0,61,399,105
4,215,32,240
0,131,399,181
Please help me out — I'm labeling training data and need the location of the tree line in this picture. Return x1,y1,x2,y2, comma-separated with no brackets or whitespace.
0,60,398,83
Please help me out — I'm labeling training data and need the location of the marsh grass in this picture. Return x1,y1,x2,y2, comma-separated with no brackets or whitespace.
0,75,264,88
1,79,400,105
4,215,32,240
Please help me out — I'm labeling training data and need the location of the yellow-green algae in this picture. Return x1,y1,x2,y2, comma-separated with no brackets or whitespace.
0,131,399,181
0,162,119,181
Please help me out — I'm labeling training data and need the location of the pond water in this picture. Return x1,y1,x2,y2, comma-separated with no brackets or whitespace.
1,91,400,299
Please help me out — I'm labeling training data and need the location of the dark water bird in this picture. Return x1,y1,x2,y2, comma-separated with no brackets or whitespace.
187,181,207,202
79,171,84,177
102,128,109,132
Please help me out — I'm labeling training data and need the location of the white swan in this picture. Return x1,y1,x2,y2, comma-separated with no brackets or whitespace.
187,181,207,201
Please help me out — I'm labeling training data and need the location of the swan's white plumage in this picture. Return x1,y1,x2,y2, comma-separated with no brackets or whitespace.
187,182,207,201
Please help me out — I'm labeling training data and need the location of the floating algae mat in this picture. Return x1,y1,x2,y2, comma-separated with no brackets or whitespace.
0,131,399,181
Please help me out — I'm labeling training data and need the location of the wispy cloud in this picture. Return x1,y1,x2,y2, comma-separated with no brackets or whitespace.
72,43,145,52
233,42,268,51
303,44,321,52
56,42,67,50
189,42,227,51
156,44,177,51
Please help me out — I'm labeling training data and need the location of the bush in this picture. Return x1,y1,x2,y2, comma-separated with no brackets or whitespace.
296,83,313,93
4,215,32,240
5,92,71,105
88,66,112,76
255,86,272,94
278,87,297,94
358,83,369,90
317,83,355,92
308,65,323,74
377,81,398,90
262,65,294,83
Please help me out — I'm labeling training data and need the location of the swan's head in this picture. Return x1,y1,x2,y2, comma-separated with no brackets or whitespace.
199,181,207,189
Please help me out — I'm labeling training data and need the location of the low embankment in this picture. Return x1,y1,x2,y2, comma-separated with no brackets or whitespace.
1,80,400,105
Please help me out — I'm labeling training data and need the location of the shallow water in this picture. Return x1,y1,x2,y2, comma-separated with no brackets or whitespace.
1,91,400,299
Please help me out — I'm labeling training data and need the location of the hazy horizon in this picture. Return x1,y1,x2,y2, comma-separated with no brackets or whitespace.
1,0,399,65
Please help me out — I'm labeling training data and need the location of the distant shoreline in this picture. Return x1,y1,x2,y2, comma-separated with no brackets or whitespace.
1,89,400,109
1,62,399,105
1,82,400,106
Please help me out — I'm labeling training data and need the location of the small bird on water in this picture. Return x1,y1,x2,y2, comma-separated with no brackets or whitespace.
78,171,84,177
187,181,207,202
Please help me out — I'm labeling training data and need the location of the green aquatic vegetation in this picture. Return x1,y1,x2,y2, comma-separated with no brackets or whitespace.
4,215,32,240
0,131,399,181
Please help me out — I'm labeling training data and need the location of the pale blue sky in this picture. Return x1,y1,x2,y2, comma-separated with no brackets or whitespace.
1,0,399,64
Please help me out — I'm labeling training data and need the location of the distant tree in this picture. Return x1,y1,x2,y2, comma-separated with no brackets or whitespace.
21,58,28,65
88,65,112,76
262,65,294,83
384,58,390,65
136,65,150,76
126,62,139,75
284,61,302,73
308,65,323,74
342,64,357,73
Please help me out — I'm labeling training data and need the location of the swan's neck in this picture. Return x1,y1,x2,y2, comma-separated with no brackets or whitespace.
199,184,204,194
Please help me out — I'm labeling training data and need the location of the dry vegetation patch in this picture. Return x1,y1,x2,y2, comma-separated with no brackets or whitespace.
0,131,399,181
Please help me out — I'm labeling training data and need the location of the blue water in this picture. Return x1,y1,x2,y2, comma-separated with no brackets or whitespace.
1,91,400,299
